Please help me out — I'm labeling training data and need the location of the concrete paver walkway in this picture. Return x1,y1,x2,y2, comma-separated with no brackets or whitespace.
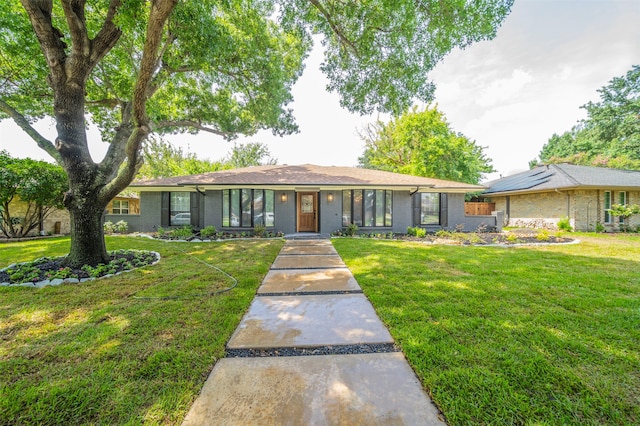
182,239,445,425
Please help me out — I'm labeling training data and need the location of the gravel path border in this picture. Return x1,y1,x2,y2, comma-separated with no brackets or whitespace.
226,343,400,358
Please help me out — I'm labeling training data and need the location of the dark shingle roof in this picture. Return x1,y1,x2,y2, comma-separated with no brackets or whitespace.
483,164,640,195
130,164,483,191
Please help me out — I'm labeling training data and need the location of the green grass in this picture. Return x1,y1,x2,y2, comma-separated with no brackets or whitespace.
0,236,283,425
333,233,640,425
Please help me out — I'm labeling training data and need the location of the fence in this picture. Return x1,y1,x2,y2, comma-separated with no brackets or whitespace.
464,202,496,216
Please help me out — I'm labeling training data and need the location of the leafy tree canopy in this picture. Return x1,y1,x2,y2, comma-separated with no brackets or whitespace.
532,65,640,169
138,138,275,178
0,150,67,238
359,106,494,184
0,0,513,266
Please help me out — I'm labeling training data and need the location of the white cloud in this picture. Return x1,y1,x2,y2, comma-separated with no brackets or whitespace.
476,69,534,107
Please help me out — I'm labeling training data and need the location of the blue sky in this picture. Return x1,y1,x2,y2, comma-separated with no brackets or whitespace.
1,0,638,181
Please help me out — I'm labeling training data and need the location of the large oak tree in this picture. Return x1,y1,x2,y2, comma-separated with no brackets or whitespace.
1,0,513,266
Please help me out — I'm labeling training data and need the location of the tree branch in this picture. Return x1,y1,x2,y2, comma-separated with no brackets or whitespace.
20,0,68,85
60,0,90,61
309,0,359,56
155,120,233,137
0,99,62,163
89,0,123,69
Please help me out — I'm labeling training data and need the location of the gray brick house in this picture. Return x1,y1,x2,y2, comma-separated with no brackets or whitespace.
483,164,640,231
113,164,501,235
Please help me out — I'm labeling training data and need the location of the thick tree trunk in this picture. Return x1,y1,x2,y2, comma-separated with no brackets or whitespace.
66,198,110,267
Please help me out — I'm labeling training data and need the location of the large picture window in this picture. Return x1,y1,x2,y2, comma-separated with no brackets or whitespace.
342,190,392,227
223,189,274,228
420,193,440,225
170,192,191,226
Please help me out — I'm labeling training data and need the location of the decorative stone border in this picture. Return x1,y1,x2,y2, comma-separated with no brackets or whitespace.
0,251,161,289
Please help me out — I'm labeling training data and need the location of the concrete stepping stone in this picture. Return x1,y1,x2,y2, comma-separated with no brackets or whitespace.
284,239,333,246
279,245,338,255
227,294,393,349
181,352,445,426
271,254,345,269
258,268,360,294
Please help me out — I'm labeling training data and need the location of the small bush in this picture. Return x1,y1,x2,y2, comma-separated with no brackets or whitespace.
435,229,452,238
557,216,572,232
116,220,128,234
253,224,266,237
595,222,605,233
103,221,116,234
506,233,519,243
415,228,427,238
345,223,358,236
536,229,550,241
200,226,217,238
407,226,417,236
170,225,194,239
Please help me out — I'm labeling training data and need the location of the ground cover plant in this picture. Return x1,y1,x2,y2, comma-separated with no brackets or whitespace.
333,233,640,425
0,236,283,424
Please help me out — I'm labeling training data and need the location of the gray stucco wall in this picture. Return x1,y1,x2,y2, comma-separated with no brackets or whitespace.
319,190,342,233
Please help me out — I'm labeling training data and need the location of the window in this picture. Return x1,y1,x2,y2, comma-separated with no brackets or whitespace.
604,191,612,224
420,193,440,225
223,189,274,228
618,191,627,206
112,200,129,215
170,192,191,226
342,190,392,227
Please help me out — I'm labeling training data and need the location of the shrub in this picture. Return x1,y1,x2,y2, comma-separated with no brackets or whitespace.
435,229,452,238
200,226,217,238
253,224,266,237
345,223,358,236
116,220,128,234
557,216,572,232
536,229,550,241
506,233,519,243
170,225,194,239
103,221,116,234
406,226,417,236
415,227,426,238
595,222,605,233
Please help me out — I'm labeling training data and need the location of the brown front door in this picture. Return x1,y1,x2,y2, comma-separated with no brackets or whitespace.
297,192,318,232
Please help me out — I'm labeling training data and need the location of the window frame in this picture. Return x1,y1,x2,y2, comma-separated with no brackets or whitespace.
112,200,129,215
603,190,612,224
169,191,191,226
342,189,392,228
419,192,441,225
222,189,275,228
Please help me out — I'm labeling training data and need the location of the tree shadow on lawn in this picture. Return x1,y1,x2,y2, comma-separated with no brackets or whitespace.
334,239,640,425
0,239,282,425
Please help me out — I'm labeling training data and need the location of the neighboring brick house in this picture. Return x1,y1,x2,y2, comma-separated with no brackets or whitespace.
127,164,503,235
3,195,140,237
483,164,640,231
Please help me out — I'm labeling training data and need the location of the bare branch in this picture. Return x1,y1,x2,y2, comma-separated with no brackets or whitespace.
0,99,62,163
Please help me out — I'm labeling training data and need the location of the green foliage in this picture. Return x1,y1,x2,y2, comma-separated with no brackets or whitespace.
103,221,116,234
608,204,640,232
407,226,426,238
359,106,494,184
534,65,640,169
169,226,194,240
253,224,266,237
115,220,128,234
595,222,606,233
0,151,68,238
345,223,359,236
536,229,550,241
199,226,217,239
557,216,573,232
226,142,276,169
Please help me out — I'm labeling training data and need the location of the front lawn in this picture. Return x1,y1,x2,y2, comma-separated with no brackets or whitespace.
333,233,640,425
0,236,283,425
